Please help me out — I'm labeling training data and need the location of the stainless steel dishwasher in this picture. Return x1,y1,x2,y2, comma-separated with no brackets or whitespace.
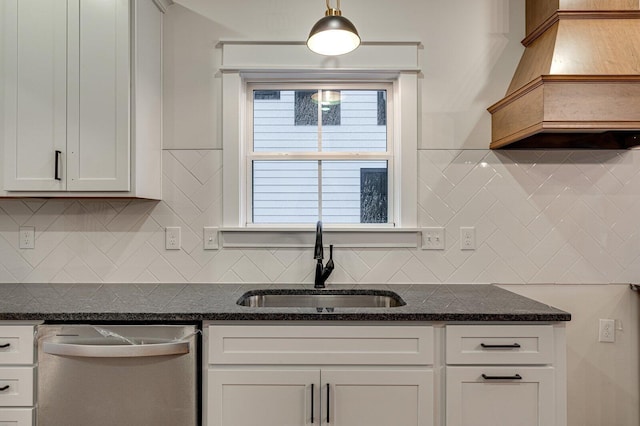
36,324,198,426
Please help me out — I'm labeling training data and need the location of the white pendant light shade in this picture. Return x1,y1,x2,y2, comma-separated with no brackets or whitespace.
307,1,360,56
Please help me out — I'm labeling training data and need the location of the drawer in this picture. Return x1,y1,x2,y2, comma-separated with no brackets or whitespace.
0,368,34,407
0,408,33,426
209,325,434,365
446,325,554,365
446,366,555,426
0,327,34,365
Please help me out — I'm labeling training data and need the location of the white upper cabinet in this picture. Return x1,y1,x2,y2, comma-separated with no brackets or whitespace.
2,0,67,191
1,0,163,198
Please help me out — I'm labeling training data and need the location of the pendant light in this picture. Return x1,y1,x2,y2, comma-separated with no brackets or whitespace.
307,0,361,56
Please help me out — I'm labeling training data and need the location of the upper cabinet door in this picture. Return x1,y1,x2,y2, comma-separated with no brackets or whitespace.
2,0,67,191
66,0,130,191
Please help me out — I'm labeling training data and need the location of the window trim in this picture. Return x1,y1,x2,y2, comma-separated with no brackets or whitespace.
245,82,395,226
219,42,420,247
223,71,417,231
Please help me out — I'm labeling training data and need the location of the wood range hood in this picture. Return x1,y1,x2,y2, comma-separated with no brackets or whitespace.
488,0,640,149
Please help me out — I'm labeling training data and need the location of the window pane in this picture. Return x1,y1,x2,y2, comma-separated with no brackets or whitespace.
253,90,318,152
295,90,340,126
321,161,388,224
253,161,318,224
322,90,387,152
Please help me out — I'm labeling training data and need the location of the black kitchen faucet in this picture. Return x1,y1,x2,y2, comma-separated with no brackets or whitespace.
314,221,334,289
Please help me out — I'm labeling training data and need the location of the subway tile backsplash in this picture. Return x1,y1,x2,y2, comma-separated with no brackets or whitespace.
0,149,638,285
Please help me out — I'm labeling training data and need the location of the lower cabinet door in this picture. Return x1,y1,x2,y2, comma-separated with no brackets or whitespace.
446,366,555,426
321,369,434,426
207,369,319,426
0,408,33,426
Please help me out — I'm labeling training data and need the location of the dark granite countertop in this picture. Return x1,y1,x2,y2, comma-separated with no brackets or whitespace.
0,283,570,322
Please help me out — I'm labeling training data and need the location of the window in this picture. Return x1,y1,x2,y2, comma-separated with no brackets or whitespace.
220,41,419,235
247,84,393,225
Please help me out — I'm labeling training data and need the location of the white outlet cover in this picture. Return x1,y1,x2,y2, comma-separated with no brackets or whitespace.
165,227,181,250
460,226,476,250
19,226,35,249
599,318,615,343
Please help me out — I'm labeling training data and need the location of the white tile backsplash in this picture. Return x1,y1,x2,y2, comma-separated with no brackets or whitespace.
0,148,639,284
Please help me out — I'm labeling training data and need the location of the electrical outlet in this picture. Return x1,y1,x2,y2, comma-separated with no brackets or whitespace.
203,227,219,250
422,227,445,250
165,227,181,250
19,226,35,249
460,226,476,250
599,318,615,343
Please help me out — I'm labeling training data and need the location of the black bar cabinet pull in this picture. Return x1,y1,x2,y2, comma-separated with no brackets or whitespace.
310,384,314,423
481,374,522,380
480,343,521,349
55,150,62,181
326,383,330,423
0,343,9,349
0,385,9,391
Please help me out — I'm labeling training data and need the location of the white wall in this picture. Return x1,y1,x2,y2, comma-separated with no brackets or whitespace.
503,284,640,426
0,0,638,424
163,0,525,150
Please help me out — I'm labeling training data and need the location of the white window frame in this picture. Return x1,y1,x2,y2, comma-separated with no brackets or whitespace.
219,41,419,247
246,82,395,226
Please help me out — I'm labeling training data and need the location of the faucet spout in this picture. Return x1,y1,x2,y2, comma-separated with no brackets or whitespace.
313,221,334,288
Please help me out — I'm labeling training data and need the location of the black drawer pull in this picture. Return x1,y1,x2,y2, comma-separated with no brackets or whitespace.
480,343,521,349
0,343,9,349
311,383,314,424
482,374,522,380
55,150,62,181
0,385,9,391
326,383,330,423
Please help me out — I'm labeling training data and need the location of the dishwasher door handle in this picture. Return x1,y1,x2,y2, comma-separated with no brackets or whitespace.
42,340,190,358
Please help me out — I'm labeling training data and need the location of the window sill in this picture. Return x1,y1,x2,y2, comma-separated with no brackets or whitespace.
218,227,420,249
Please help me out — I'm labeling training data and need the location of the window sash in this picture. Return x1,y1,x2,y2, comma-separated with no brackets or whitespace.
246,82,395,226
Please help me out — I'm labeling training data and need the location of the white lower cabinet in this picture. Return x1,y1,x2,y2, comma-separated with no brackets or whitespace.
445,325,566,426
323,368,433,426
0,408,33,426
208,369,317,425
446,366,555,426
0,325,37,426
208,368,432,426
206,324,436,426
206,323,566,426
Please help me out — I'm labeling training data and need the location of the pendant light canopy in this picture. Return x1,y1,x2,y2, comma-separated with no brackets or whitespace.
307,0,361,56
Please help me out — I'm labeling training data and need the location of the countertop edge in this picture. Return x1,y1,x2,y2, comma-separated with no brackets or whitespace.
0,312,571,322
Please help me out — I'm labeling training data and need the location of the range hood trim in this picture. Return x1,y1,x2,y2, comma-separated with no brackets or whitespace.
523,10,640,47
489,75,640,149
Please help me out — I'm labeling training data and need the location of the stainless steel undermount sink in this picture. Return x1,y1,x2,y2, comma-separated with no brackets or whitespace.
236,289,406,308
